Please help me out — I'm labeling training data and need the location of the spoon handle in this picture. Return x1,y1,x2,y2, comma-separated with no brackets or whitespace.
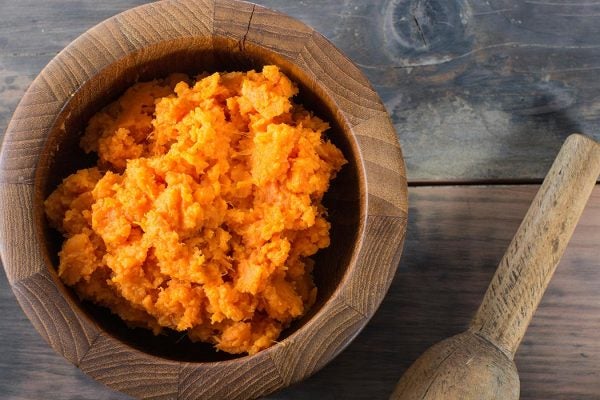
470,134,600,359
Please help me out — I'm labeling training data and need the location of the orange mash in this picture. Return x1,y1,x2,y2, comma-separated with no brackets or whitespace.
44,65,346,354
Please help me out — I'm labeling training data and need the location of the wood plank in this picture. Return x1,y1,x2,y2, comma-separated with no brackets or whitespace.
1,185,598,399
0,271,130,400
3,0,600,181
260,0,600,181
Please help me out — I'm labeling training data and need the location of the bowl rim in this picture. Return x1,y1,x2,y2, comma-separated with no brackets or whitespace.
0,0,408,398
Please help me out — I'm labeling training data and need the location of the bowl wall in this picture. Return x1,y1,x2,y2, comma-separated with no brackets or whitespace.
35,37,364,362
0,1,407,397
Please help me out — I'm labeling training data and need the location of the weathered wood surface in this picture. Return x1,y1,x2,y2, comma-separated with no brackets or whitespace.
1,0,600,399
0,0,408,398
3,0,600,181
1,186,599,399
391,134,600,400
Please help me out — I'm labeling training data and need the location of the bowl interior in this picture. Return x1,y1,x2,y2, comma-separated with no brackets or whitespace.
34,37,364,362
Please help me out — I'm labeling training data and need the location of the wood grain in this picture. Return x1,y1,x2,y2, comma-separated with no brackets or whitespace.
0,0,407,399
390,331,520,399
243,3,313,59
1,0,214,184
269,296,366,386
12,270,101,367
0,184,45,283
1,0,600,399
1,186,599,399
354,115,408,218
392,135,600,399
471,134,600,357
341,215,407,317
5,0,600,181
0,271,130,400
78,333,180,400
296,31,387,128
178,355,283,400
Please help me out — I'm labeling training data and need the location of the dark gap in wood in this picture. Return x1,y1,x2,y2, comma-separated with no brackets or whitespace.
408,178,543,187
411,0,428,47
408,179,600,187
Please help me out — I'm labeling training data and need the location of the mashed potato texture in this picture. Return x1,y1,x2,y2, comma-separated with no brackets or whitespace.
44,65,346,354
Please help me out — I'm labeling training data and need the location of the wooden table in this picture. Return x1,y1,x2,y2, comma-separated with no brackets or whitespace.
1,1,599,399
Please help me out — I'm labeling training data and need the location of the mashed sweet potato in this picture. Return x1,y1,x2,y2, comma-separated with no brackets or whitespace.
44,65,346,355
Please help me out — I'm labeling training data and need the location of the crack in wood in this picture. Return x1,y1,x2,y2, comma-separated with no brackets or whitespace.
411,1,428,47
239,4,256,52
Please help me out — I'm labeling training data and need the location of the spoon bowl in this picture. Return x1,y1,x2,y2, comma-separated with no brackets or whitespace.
392,331,519,400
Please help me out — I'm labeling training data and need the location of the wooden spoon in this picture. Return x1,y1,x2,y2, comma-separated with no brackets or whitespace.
390,134,600,400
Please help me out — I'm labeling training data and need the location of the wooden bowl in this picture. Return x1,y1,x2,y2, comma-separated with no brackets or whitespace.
0,1,407,398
